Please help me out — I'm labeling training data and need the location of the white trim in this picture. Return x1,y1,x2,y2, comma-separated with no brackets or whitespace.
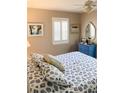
52,40,69,45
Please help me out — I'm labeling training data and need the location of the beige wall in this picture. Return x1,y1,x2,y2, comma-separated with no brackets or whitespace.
27,8,81,55
81,10,97,43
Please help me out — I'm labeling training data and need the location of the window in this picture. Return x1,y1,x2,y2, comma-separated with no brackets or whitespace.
52,17,69,44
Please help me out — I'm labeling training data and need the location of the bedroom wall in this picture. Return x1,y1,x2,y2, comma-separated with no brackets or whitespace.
81,10,97,43
27,8,81,55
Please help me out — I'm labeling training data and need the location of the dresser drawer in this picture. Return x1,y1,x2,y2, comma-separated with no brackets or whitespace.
79,44,89,55
79,44,96,58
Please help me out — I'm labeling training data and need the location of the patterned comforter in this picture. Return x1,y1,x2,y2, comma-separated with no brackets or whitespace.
28,51,97,93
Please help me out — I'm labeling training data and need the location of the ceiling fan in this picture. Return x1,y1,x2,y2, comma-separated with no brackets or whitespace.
84,0,97,12
74,0,97,13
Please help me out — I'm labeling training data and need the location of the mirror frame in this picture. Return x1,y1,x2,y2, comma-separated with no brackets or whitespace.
85,21,96,41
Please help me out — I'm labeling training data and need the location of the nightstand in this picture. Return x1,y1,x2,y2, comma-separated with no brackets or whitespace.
79,43,96,58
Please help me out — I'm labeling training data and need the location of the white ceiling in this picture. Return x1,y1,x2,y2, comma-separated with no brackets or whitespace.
27,0,96,13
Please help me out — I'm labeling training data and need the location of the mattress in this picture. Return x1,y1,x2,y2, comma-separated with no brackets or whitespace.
28,51,97,93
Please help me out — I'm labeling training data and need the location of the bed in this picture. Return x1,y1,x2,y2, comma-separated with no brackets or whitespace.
27,51,97,93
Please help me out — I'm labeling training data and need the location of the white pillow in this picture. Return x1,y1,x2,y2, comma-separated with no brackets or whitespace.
43,54,65,72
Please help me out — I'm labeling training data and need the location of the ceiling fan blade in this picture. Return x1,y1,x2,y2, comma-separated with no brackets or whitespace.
91,1,97,6
82,5,96,13
85,0,94,5
85,0,97,6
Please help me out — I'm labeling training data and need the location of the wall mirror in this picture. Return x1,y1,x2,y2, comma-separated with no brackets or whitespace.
85,22,96,40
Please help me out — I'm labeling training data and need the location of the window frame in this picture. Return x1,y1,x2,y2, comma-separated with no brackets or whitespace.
52,17,69,45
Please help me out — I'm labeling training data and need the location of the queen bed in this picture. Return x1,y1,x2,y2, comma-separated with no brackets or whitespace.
27,51,97,93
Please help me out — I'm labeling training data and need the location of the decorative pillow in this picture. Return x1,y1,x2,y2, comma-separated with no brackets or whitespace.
31,53,45,64
43,54,65,72
27,58,46,91
39,62,71,87
29,54,71,87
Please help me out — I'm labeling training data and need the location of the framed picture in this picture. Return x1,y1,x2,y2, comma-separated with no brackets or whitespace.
71,24,80,33
28,23,43,36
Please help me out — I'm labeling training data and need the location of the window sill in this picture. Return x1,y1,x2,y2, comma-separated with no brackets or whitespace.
52,41,69,45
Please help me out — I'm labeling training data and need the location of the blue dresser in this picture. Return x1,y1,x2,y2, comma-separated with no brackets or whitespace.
79,44,97,58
